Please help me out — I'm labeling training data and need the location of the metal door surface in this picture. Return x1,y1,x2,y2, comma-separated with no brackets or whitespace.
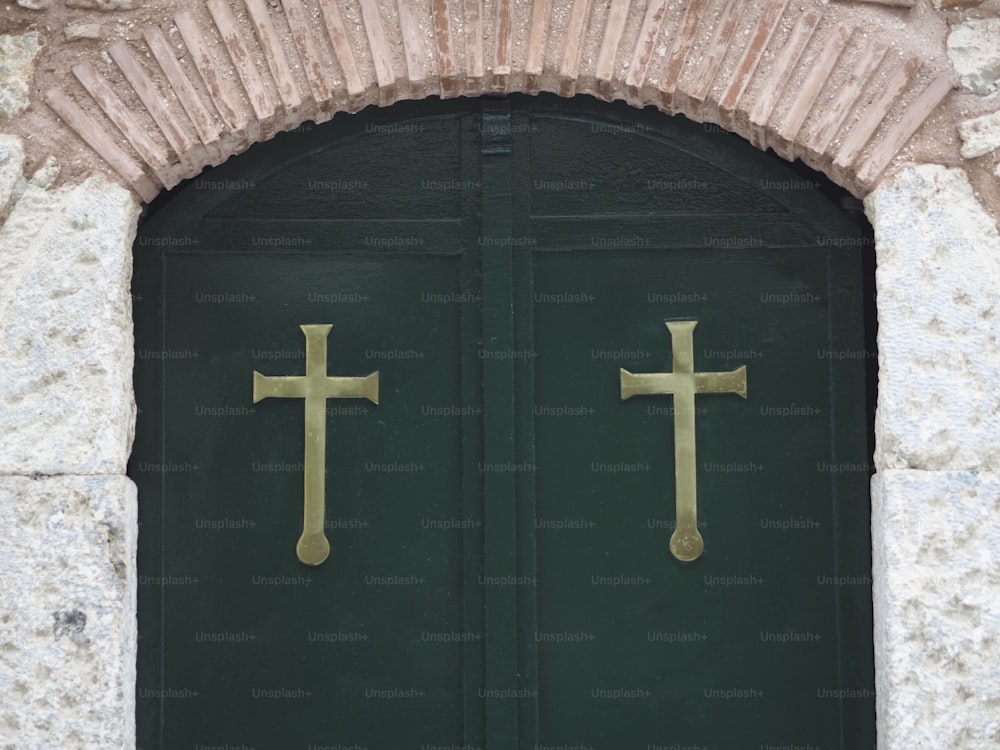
132,94,875,750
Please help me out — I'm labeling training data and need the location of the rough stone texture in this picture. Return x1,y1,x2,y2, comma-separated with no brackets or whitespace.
63,23,103,42
837,0,916,6
0,474,137,749
865,164,1000,472
0,135,26,220
0,175,140,475
959,107,1000,158
871,469,1000,749
935,0,987,7
0,34,43,120
15,0,51,10
64,0,134,9
26,155,59,191
947,18,1000,97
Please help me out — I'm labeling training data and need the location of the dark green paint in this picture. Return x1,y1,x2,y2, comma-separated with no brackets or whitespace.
132,95,876,750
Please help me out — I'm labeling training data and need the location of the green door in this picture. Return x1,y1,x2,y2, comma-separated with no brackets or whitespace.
132,95,875,750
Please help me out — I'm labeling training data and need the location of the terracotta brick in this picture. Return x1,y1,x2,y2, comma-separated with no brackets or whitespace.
493,0,514,88
558,0,593,96
718,0,790,126
746,9,820,146
525,0,552,90
315,0,365,99
856,73,954,186
207,0,276,123
45,88,160,201
803,38,889,158
775,22,854,146
431,0,460,96
684,0,746,111
39,0,960,200
625,0,669,96
359,0,396,104
244,0,305,113
595,0,631,99
175,10,251,135
72,62,172,172
464,0,485,85
397,0,427,92
833,55,920,175
659,0,709,109
143,26,225,146
282,0,336,108
108,41,201,172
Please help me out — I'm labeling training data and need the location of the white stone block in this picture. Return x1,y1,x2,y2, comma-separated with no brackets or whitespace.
871,469,1000,750
959,108,1000,159
0,176,140,474
0,34,42,120
864,164,1000,471
0,475,137,749
947,18,1000,97
63,23,104,42
0,134,25,217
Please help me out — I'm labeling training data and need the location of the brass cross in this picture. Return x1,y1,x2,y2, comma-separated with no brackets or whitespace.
252,324,379,566
620,321,747,562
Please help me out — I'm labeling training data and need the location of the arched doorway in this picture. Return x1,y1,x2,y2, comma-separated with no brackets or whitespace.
131,94,876,748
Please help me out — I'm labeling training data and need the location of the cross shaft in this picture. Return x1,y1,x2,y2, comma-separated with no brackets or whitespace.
253,324,379,566
620,321,747,561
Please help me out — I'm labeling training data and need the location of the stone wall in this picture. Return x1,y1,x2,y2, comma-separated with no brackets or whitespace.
0,163,140,745
1,0,999,747
866,163,1000,749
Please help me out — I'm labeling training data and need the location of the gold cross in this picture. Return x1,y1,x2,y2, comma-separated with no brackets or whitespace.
620,321,747,562
252,324,379,566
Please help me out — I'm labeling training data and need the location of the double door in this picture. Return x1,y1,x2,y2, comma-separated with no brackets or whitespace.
132,95,875,749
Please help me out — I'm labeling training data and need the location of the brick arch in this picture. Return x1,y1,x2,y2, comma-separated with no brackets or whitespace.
44,0,954,203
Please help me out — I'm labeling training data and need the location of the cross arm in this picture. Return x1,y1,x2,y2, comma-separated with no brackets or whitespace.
694,366,747,398
318,373,380,404
252,372,308,402
620,369,689,400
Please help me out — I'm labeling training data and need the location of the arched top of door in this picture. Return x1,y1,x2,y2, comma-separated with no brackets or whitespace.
36,0,956,203
137,94,871,247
